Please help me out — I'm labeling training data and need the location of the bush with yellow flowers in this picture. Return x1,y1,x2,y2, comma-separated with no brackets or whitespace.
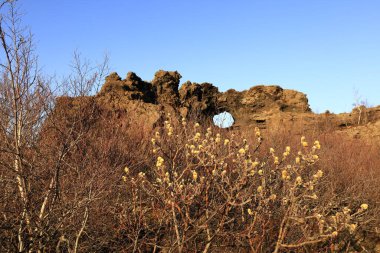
120,116,370,252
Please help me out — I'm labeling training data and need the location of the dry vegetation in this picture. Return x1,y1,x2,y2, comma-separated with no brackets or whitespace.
1,1,380,252
2,102,379,252
110,117,379,252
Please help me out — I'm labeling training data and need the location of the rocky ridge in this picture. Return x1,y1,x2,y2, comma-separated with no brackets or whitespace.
56,70,380,142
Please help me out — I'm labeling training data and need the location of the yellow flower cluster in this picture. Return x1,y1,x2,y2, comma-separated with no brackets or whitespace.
255,127,261,138
192,170,198,181
156,156,164,167
295,176,302,185
313,140,321,150
283,146,291,158
360,203,368,210
313,170,323,180
215,133,221,143
282,170,290,180
194,132,201,141
301,136,308,147
122,166,130,182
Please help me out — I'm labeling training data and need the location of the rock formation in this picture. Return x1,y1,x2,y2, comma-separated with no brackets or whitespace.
55,70,380,142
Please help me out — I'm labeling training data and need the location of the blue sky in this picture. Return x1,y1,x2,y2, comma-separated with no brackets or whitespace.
22,0,380,113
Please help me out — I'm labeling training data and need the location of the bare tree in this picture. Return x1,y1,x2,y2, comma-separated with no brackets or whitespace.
0,2,109,251
59,50,109,97
0,1,50,250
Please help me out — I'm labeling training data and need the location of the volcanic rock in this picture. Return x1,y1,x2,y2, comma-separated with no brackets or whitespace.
55,70,380,143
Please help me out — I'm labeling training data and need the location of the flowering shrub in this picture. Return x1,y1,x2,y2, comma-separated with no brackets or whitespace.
120,116,369,252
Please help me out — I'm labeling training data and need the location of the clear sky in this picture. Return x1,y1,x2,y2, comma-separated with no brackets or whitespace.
21,0,380,113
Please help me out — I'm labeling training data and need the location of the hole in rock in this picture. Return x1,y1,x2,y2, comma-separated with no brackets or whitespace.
255,119,266,124
213,111,234,128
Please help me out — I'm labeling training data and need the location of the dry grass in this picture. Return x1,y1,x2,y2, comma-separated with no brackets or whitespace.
1,108,379,252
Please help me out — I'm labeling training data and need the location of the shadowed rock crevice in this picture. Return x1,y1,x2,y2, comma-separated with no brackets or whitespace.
179,81,220,118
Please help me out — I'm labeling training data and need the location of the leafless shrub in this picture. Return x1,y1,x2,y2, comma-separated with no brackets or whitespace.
58,50,109,97
0,2,110,251
118,116,371,252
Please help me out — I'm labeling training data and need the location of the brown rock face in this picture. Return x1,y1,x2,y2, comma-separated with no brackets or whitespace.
217,85,310,128
152,70,182,106
56,70,380,142
219,85,309,113
99,71,155,103
95,70,312,127
179,81,219,117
